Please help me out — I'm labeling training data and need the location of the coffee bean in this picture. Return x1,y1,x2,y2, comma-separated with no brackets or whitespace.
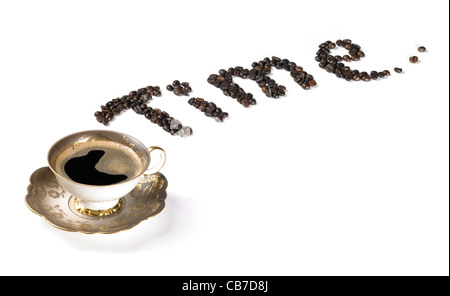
394,67,402,73
182,126,193,136
149,115,157,123
418,46,426,52
409,56,418,63
162,124,170,132
325,64,334,73
353,74,361,81
207,74,217,84
105,112,114,120
309,79,317,87
362,75,371,82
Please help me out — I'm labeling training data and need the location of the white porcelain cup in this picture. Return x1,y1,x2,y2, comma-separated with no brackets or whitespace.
47,130,166,213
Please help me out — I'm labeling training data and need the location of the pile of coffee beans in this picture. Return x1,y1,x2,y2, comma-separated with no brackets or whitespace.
188,98,229,122
253,56,316,92
93,40,426,136
315,39,394,81
248,59,284,98
207,69,256,107
207,56,315,107
94,85,160,125
166,80,192,96
94,85,192,136
139,107,191,136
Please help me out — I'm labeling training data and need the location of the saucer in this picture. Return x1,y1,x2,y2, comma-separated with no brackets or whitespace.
25,167,168,234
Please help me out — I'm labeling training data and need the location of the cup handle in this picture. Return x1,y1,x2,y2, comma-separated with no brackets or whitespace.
145,146,166,174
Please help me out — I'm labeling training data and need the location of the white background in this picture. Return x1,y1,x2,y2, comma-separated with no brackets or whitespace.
0,0,448,276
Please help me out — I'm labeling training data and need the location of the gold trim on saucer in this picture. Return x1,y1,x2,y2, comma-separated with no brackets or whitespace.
73,198,124,217
25,167,168,234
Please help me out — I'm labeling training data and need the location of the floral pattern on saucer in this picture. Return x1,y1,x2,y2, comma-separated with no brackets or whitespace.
25,167,168,234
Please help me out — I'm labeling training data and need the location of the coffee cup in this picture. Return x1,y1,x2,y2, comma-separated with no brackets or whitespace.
47,130,166,215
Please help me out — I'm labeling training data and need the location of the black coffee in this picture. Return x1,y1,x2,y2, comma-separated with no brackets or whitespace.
54,140,143,186
64,150,127,185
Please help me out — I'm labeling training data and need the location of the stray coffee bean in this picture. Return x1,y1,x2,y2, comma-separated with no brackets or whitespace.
409,56,419,63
